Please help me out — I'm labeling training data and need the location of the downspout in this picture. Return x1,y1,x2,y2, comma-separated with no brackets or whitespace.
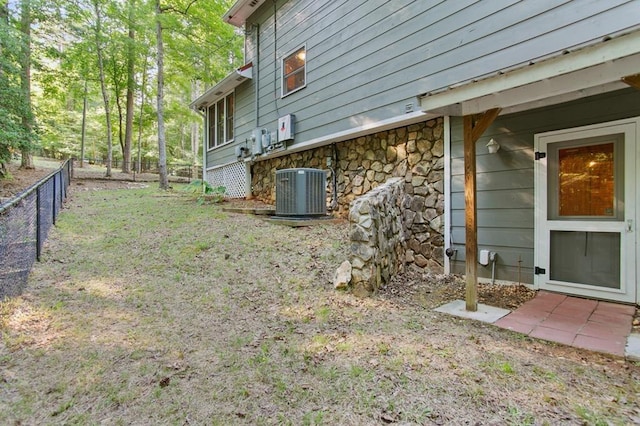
253,23,260,128
330,143,338,210
249,23,259,198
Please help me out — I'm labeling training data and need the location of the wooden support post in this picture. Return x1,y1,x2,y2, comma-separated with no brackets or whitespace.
622,74,640,90
463,108,501,312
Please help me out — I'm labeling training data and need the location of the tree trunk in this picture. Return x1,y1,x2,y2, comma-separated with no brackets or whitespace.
93,0,112,177
80,79,88,168
20,0,34,169
114,64,124,162
123,0,135,174
0,2,5,175
156,0,168,190
137,56,148,174
191,80,200,168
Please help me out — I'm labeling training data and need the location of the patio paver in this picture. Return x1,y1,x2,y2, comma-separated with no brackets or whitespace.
494,291,636,358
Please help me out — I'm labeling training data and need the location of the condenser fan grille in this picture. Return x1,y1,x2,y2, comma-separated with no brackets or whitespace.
275,168,326,216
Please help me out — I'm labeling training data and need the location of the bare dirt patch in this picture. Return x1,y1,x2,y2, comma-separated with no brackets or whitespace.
0,160,60,201
380,267,536,311
0,158,191,200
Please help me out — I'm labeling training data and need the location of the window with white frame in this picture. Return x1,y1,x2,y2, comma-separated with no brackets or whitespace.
207,92,235,150
282,45,306,97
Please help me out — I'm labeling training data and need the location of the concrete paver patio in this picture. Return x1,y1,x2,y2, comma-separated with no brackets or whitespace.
436,290,639,359
494,291,637,358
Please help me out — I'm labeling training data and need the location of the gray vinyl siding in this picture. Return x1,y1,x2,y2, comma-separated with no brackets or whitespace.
234,80,256,149
231,0,639,151
449,89,640,284
205,80,255,168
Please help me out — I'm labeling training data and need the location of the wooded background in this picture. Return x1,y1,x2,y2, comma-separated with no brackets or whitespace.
0,0,242,186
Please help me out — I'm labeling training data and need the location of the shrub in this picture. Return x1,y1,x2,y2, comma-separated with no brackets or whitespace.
182,179,226,204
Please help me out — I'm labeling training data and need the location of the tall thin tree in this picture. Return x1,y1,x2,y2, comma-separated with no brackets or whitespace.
122,0,136,173
20,0,34,169
80,79,88,167
136,54,148,173
156,0,168,189
93,0,113,177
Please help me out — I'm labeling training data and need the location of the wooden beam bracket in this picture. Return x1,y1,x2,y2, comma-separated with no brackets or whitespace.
622,73,640,90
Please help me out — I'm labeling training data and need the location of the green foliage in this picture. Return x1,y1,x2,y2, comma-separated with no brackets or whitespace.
0,10,35,168
29,0,243,165
182,179,225,204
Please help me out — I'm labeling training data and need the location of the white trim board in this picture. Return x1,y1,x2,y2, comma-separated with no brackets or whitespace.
443,115,452,274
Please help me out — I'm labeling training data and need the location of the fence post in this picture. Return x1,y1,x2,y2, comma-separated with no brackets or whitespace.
36,186,41,261
52,173,57,225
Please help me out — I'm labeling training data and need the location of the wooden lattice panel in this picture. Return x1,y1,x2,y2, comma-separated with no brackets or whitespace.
206,161,247,198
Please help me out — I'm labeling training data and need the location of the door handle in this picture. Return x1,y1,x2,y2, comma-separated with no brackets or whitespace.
627,219,633,233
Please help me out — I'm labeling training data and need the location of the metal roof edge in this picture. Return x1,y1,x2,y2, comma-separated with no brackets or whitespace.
224,0,268,27
190,63,253,110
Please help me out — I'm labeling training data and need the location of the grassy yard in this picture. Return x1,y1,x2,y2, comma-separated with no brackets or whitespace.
1,184,639,425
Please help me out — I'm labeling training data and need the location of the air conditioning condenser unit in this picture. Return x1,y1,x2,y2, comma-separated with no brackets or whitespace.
275,168,326,217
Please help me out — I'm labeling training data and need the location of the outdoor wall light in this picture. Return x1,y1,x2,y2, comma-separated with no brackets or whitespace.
486,138,500,154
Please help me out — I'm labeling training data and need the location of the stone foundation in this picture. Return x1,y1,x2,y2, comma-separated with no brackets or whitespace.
348,178,406,296
251,118,445,271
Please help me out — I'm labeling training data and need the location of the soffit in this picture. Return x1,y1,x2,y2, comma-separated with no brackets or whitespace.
190,64,253,110
420,31,640,116
224,0,268,27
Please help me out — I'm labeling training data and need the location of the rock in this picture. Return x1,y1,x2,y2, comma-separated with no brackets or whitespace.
374,172,387,183
408,152,422,167
352,243,375,261
431,139,444,157
393,160,408,177
351,224,371,241
334,261,352,290
412,161,431,176
410,195,425,212
371,161,384,172
407,139,417,153
416,138,431,153
411,176,426,187
414,254,429,267
433,179,444,194
430,215,443,232
386,146,397,162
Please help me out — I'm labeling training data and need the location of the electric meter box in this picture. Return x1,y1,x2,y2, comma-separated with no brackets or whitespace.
277,114,295,142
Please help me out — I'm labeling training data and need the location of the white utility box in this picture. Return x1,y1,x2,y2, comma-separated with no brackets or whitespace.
277,114,295,142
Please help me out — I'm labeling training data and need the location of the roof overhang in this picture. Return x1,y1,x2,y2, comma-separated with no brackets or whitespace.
190,63,253,110
224,0,268,27
420,30,640,116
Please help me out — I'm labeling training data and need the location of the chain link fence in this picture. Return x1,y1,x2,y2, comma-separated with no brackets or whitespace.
80,158,201,180
0,160,72,300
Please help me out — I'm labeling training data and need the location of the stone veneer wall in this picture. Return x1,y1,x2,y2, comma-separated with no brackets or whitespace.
349,178,406,296
251,118,445,271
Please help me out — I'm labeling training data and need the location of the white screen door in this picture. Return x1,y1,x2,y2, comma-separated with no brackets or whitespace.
534,119,637,303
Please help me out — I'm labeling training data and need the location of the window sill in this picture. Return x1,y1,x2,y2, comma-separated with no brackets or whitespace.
206,139,235,153
281,84,306,99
